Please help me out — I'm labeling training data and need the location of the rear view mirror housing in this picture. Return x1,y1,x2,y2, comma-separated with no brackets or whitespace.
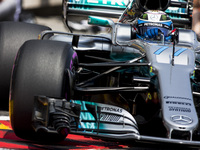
88,16,114,28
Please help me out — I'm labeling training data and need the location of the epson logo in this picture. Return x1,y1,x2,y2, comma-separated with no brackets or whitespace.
166,101,191,106
169,106,191,113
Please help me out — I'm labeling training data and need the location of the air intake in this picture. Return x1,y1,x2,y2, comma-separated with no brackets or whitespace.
136,0,171,11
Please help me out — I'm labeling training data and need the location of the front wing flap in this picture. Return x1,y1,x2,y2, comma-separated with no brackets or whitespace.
32,96,140,140
32,96,200,146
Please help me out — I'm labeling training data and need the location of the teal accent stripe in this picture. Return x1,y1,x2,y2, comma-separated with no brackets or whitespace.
154,46,168,55
174,48,187,56
68,0,128,7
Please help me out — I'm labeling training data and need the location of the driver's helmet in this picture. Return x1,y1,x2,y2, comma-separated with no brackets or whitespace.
137,10,173,38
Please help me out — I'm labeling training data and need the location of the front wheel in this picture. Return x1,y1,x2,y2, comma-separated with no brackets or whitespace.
10,40,78,142
0,21,51,110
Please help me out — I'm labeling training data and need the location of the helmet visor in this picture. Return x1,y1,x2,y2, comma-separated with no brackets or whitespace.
138,26,170,37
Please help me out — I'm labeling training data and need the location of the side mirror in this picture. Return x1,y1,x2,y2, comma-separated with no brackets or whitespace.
88,16,117,44
88,16,114,28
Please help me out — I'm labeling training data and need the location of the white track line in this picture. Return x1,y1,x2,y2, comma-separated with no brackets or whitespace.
0,116,10,121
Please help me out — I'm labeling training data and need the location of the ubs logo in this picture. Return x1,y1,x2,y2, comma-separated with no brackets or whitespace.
171,115,193,125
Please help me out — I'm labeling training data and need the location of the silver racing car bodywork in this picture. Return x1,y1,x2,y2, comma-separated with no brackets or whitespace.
9,0,200,147
32,25,200,146
144,33,198,139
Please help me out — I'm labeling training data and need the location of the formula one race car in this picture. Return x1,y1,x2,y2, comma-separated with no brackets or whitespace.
1,0,200,147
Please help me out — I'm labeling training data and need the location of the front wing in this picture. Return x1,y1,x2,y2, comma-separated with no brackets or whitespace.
32,96,200,147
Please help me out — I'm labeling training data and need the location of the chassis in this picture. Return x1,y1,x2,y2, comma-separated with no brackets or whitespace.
0,0,199,147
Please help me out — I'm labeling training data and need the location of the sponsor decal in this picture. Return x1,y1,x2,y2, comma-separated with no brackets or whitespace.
164,96,192,101
144,23,162,27
101,107,122,113
168,106,191,112
73,100,123,129
166,101,191,106
138,23,170,29
171,115,193,125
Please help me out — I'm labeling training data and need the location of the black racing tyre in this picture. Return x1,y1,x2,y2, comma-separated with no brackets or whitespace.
10,40,78,142
0,21,51,110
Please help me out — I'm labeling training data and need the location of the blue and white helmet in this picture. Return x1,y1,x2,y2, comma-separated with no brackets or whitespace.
137,10,173,37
